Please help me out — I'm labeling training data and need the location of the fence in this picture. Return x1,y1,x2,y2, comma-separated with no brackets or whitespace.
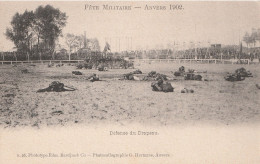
0,59,259,65
0,60,84,65
132,59,257,65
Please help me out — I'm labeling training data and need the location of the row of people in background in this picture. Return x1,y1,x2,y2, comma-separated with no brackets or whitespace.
1,47,260,61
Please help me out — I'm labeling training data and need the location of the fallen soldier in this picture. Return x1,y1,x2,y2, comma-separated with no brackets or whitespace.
21,69,29,73
72,71,83,75
224,73,245,82
87,74,99,82
121,73,140,80
56,64,64,67
235,67,253,77
184,73,202,81
179,66,185,72
155,73,168,81
194,70,207,73
181,88,194,93
173,71,182,76
48,63,54,67
123,73,134,80
151,79,174,92
148,71,157,77
131,69,142,74
76,63,84,69
173,66,185,77
98,65,108,71
143,71,168,81
37,81,76,92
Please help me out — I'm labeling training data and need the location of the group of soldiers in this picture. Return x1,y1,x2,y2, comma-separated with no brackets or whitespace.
36,62,257,93
151,79,174,92
224,67,253,82
173,66,203,81
119,67,204,93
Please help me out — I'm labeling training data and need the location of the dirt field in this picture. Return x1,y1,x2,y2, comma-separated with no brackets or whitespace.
0,62,259,128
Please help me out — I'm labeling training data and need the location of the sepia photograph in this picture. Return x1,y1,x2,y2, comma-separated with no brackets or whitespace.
0,1,259,163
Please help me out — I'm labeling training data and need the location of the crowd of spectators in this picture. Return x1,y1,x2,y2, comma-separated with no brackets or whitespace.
1,46,260,61
174,47,260,60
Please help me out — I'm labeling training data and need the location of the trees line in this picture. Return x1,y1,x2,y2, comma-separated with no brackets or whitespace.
4,5,259,61
5,5,67,61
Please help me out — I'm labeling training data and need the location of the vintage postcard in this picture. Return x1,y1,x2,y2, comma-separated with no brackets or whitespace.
0,1,259,163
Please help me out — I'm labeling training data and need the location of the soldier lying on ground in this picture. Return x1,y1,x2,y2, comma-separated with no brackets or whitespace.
173,66,185,76
143,71,168,81
224,67,252,82
120,73,140,80
179,66,185,72
181,88,194,93
56,64,64,67
224,73,245,82
76,63,84,69
184,73,202,81
121,71,167,81
98,66,108,71
123,73,134,80
37,81,76,92
235,67,253,77
48,63,54,67
87,74,100,82
131,69,142,74
21,69,29,73
173,66,207,77
72,71,83,75
155,73,167,81
146,71,156,77
151,79,174,92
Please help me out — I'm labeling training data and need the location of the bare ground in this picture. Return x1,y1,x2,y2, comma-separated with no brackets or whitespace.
0,62,259,128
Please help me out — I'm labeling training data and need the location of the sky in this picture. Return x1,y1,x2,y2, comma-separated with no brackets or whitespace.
0,1,259,51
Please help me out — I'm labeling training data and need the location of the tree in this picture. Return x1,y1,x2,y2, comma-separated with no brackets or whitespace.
243,32,250,48
34,5,67,60
88,38,100,51
65,33,86,59
74,35,85,57
5,5,67,60
76,35,85,49
65,34,75,60
5,10,35,60
257,28,260,43
250,29,257,48
65,33,84,60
